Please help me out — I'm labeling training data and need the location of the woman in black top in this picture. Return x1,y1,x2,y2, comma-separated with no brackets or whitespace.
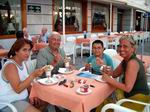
99,35,150,111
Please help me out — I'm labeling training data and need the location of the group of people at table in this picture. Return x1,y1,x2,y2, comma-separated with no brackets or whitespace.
0,30,150,112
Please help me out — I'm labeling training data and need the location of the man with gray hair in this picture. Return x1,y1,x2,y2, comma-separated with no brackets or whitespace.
36,31,65,77
39,27,49,43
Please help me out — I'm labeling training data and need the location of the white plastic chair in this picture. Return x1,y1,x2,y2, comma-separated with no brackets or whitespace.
79,66,85,72
63,41,76,64
0,58,8,69
116,99,150,112
101,103,136,112
66,36,76,42
0,102,17,112
81,40,92,59
103,49,118,57
0,70,17,112
75,35,83,57
112,57,121,70
76,35,92,59
25,59,37,74
91,33,98,39
98,33,105,37
107,37,118,50
101,99,150,112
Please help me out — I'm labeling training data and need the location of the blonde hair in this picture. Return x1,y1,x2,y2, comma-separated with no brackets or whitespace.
119,35,136,47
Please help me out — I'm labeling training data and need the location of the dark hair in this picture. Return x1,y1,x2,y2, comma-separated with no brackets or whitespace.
7,38,33,58
92,40,104,48
16,31,24,39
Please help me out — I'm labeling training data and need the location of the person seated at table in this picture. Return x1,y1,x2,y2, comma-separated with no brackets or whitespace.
36,31,65,77
96,35,150,112
23,27,32,41
38,27,50,43
84,40,113,75
0,38,46,112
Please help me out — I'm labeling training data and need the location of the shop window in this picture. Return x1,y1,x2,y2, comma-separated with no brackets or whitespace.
0,0,22,37
54,0,82,33
91,3,109,32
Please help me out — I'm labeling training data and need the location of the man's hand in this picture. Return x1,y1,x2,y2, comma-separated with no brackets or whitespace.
50,51,63,66
96,57,105,66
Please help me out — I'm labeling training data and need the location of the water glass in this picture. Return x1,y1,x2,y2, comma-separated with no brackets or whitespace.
45,70,52,83
64,57,71,71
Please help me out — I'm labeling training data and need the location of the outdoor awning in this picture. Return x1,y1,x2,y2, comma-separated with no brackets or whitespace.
126,0,150,12
90,0,150,12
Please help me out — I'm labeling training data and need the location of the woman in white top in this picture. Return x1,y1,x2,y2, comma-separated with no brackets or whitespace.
0,39,45,112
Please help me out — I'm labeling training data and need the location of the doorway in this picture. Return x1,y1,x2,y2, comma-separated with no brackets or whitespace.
135,11,141,31
117,9,123,32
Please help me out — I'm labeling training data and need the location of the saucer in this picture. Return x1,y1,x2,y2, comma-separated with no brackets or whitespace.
76,88,92,95
95,75,106,83
58,68,73,74
37,78,58,85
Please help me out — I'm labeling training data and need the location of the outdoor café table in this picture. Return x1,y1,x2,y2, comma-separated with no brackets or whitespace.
30,70,115,112
76,38,91,45
0,49,9,57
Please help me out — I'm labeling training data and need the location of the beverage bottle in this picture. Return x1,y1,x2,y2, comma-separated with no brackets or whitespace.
83,31,87,39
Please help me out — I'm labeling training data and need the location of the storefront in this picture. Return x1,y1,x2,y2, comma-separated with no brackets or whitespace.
0,0,149,39
0,0,26,39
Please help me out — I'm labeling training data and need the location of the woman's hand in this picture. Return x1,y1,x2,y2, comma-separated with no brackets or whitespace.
32,68,45,78
51,51,63,66
102,66,113,76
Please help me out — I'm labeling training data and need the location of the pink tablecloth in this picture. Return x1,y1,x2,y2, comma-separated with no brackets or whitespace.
30,71,115,112
76,38,91,45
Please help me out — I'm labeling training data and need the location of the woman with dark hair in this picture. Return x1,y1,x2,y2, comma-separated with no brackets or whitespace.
0,38,45,112
85,39,113,75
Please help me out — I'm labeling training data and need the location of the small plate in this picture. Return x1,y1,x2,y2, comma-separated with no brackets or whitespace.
37,78,58,85
95,75,106,83
76,88,92,95
58,68,73,74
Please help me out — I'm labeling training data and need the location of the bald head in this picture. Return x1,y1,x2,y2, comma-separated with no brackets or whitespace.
48,31,61,39
48,32,61,50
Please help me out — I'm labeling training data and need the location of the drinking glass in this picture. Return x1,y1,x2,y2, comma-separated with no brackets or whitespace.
45,69,52,83
64,57,71,71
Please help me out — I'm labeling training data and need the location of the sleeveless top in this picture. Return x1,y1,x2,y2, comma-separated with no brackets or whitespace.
122,54,149,98
0,59,28,109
